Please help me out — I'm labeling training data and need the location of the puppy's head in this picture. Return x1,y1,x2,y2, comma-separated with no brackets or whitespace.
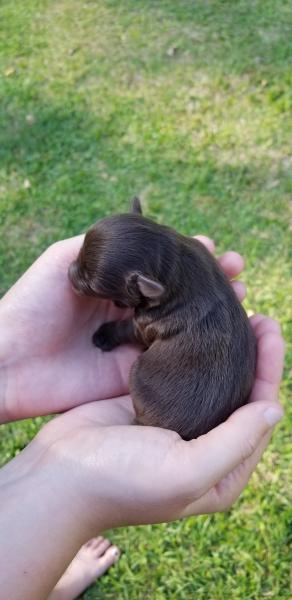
68,199,175,308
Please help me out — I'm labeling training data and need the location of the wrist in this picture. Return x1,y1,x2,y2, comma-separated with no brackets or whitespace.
0,434,102,599
0,302,14,423
1,431,98,535
40,425,118,531
0,300,36,423
0,300,15,362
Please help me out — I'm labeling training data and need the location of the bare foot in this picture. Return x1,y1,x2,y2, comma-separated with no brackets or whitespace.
48,537,120,600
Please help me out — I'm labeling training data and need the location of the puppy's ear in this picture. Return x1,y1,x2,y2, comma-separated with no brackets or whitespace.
126,272,165,300
131,197,142,215
137,274,164,298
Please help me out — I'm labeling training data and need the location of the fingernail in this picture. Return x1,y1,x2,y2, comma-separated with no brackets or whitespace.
264,406,283,427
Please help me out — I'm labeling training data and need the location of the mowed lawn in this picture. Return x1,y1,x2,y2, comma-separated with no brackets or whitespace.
0,1,291,598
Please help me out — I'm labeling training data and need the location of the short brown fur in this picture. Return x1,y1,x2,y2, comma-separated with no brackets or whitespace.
68,200,256,440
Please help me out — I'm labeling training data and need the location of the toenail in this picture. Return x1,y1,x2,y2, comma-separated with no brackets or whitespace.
110,547,120,559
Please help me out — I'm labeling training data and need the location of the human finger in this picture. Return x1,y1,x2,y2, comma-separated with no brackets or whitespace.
181,429,272,517
250,314,282,338
194,235,215,253
179,400,283,500
230,280,246,302
249,330,285,403
217,251,245,279
194,240,246,285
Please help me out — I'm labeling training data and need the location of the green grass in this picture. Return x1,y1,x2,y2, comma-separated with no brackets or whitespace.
0,1,291,598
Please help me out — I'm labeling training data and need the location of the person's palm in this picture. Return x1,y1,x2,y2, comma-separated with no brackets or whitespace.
1,236,139,419
32,313,284,525
1,234,245,420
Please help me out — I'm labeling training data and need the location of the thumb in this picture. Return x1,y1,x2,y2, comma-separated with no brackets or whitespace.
181,400,283,500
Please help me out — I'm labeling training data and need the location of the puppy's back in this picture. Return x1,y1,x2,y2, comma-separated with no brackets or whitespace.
130,240,256,440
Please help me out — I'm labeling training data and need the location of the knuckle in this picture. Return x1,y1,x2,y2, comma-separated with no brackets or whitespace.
240,436,257,460
219,499,234,512
266,318,281,334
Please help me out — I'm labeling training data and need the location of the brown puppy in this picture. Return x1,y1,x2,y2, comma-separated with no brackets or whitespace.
68,199,256,440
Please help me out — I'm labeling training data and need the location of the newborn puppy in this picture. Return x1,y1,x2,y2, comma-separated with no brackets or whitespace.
68,199,256,440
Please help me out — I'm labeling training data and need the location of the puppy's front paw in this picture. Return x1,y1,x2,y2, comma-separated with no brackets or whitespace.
92,323,117,352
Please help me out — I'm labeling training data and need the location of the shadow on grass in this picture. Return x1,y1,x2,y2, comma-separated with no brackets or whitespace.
0,91,289,298
0,92,285,217
0,0,290,295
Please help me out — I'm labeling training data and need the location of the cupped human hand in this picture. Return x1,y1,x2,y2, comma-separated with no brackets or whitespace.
0,313,284,600
0,234,245,422
0,235,136,421
27,314,284,529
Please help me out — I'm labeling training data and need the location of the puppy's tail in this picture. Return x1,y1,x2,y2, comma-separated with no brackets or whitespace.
131,196,142,215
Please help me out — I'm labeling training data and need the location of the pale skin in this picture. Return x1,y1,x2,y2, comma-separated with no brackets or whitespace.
0,234,285,600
